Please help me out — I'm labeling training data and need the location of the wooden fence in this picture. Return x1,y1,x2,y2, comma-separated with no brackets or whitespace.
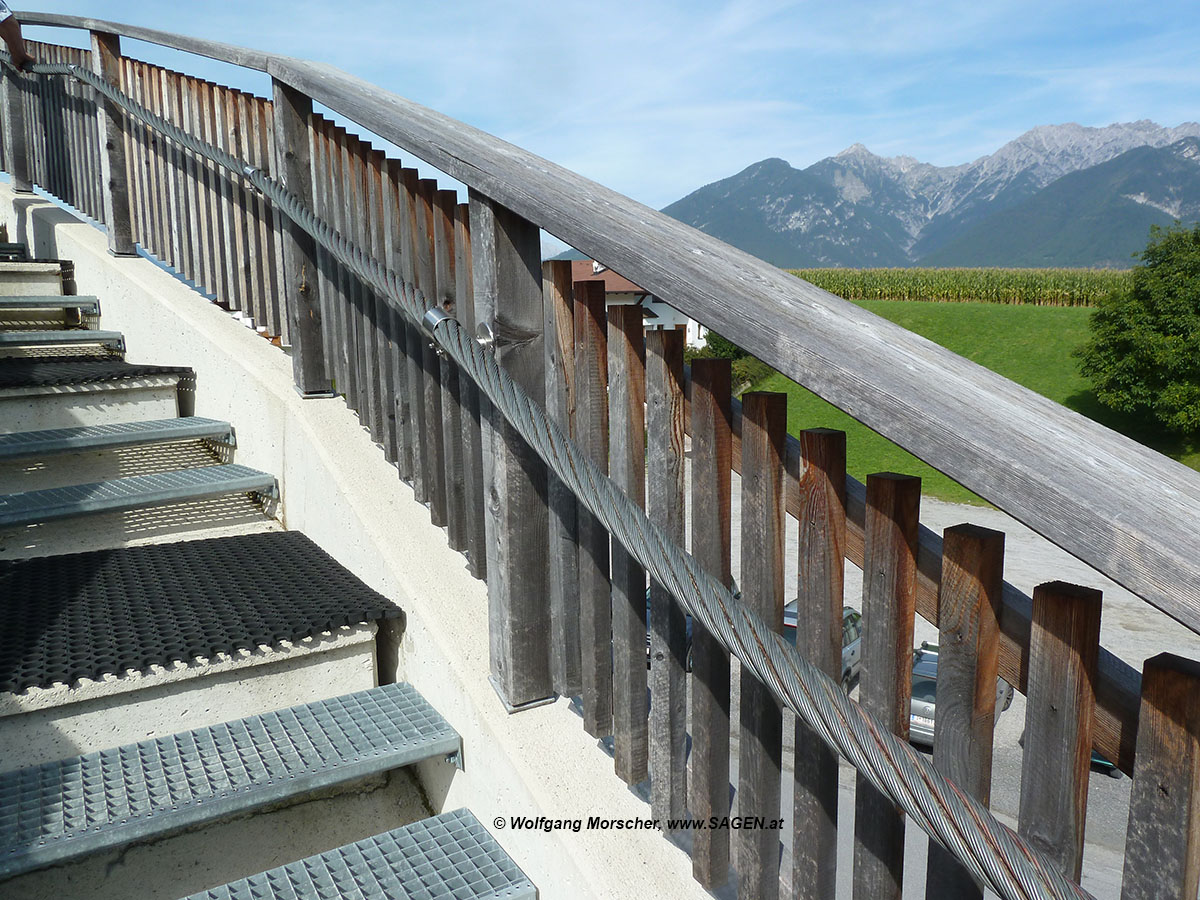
4,15,1200,899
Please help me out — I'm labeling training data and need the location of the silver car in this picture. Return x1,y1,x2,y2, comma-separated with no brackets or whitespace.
909,643,1013,747
783,603,863,691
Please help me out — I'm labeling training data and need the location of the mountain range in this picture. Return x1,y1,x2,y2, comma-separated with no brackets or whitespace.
660,121,1200,268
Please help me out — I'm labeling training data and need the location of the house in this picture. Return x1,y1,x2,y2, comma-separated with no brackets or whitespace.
569,260,707,347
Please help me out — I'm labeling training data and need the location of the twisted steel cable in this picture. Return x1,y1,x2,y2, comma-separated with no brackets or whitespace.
8,55,1095,900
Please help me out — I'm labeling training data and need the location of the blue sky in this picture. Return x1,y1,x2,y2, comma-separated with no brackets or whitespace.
19,1,1200,213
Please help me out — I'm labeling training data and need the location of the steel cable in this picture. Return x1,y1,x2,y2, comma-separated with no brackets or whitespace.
7,55,1095,900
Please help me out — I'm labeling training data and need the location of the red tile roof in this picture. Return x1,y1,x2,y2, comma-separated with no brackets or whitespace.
569,260,647,294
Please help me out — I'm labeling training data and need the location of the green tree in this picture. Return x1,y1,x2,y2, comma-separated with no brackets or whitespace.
1076,223,1200,434
701,330,747,359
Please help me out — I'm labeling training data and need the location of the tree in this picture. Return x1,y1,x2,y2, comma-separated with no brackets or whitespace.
1076,223,1200,434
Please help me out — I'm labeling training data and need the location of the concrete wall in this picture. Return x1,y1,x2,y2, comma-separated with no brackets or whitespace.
0,186,712,900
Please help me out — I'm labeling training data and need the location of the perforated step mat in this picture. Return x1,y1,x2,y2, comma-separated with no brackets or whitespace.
0,531,401,693
0,682,461,880
181,809,536,900
0,416,234,461
0,355,191,389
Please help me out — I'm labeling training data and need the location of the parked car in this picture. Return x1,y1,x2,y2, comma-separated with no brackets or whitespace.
909,643,1014,747
782,603,863,691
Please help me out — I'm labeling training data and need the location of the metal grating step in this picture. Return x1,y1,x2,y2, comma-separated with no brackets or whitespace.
0,682,462,879
0,243,29,261
0,330,124,353
0,416,233,462
181,809,536,900
0,464,276,529
0,531,401,693
0,356,192,390
0,295,99,315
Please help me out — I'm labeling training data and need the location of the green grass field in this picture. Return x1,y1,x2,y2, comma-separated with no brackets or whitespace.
753,299,1200,505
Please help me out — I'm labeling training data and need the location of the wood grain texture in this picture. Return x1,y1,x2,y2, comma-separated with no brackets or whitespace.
1120,653,1200,900
368,150,398,460
543,260,581,695
434,187,466,550
1018,581,1102,881
456,201,487,580
380,157,410,470
470,188,552,709
416,177,447,525
88,32,132,253
258,50,1200,641
608,303,648,785
737,391,787,900
400,166,427,503
688,358,733,888
853,473,920,900
270,79,330,394
646,327,687,824
573,278,613,737
925,523,1005,900
792,427,846,900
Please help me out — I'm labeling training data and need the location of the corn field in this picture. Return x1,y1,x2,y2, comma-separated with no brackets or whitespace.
791,267,1132,306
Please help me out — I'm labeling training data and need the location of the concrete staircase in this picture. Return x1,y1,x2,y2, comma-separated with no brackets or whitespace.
0,249,535,899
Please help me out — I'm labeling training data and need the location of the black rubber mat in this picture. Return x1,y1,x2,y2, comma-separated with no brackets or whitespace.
0,532,400,693
0,355,192,389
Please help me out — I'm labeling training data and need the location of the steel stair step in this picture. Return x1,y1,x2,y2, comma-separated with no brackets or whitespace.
0,243,29,261
0,356,190,391
0,416,233,462
0,682,463,879
179,809,535,900
0,295,99,315
0,330,124,353
0,464,276,529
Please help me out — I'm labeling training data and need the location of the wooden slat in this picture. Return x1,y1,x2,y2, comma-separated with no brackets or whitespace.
212,86,241,305
236,90,265,330
646,327,687,824
329,125,361,408
400,166,428,503
417,177,447,526
542,260,580,694
368,149,399,459
737,391,787,900
688,357,733,888
342,133,372,419
456,201,487,580
123,58,146,247
312,117,348,391
188,74,216,293
221,85,251,316
853,473,920,900
202,81,229,294
158,68,185,269
151,67,173,265
925,523,1006,900
1018,581,1102,881
382,157,413,479
176,71,202,283
353,140,383,440
470,188,552,710
573,279,612,736
435,187,466,549
792,427,846,900
256,96,288,340
608,304,648,785
269,78,330,390
1120,653,1200,900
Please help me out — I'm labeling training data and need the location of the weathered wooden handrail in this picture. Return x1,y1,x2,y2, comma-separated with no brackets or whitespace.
17,9,1200,640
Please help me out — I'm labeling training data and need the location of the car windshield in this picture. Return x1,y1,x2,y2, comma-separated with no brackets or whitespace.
912,674,937,703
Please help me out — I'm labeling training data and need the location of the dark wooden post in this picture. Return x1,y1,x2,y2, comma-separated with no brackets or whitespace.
543,260,581,696
574,279,612,737
469,188,553,711
793,427,847,900
2,56,30,193
271,79,332,396
853,473,920,900
738,391,787,900
926,523,1006,900
1121,653,1200,900
88,32,133,254
609,303,648,785
646,326,687,823
689,358,733,888
1018,581,1102,881
456,202,488,580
